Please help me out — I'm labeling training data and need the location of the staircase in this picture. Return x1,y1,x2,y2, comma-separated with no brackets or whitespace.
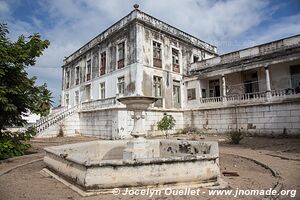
32,104,80,138
31,97,117,138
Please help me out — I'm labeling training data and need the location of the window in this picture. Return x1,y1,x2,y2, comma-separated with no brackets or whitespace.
84,84,91,101
75,66,80,85
99,82,105,99
153,41,162,68
201,51,205,60
100,52,106,76
193,55,199,63
117,76,125,95
187,88,196,100
173,80,181,108
117,42,125,69
65,94,69,106
153,76,162,97
202,89,206,98
153,76,162,107
172,48,180,73
86,60,91,81
65,69,70,89
75,91,79,105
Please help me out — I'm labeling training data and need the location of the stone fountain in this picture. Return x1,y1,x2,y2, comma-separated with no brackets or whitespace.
117,96,157,160
43,96,222,195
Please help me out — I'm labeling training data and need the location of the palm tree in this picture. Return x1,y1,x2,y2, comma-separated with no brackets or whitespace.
37,84,53,117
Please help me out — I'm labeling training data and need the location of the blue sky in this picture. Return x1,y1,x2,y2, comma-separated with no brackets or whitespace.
1,0,300,106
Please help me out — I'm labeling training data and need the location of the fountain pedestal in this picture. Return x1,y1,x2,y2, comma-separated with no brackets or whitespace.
117,96,158,160
123,137,154,160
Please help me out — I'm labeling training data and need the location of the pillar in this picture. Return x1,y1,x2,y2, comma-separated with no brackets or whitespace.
265,65,271,100
222,75,226,97
222,75,227,103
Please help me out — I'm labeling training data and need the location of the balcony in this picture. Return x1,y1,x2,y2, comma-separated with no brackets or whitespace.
86,74,91,81
198,89,300,108
173,64,180,73
153,58,162,68
118,59,124,69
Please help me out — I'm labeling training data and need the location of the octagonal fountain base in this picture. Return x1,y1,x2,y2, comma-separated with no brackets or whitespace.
43,139,222,194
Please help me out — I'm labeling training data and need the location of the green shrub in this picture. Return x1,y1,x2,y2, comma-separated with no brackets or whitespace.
227,130,244,144
57,125,64,137
176,126,202,135
0,127,36,160
157,113,176,138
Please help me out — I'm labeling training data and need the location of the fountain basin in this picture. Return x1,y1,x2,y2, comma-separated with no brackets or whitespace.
44,140,220,191
117,96,158,111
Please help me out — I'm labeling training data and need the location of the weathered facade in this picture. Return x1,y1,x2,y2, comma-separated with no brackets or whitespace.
33,7,300,138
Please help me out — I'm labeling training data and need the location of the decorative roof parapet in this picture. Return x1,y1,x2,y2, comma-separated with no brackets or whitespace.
190,34,300,74
63,9,217,66
63,10,138,65
135,11,217,54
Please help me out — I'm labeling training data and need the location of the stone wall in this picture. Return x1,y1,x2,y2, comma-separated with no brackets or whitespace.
185,100,300,136
79,109,114,139
75,100,300,139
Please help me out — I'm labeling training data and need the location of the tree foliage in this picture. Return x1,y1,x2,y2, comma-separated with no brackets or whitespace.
0,23,51,132
0,127,36,160
157,113,176,138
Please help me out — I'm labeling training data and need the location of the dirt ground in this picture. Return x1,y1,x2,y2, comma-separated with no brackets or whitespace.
0,135,299,200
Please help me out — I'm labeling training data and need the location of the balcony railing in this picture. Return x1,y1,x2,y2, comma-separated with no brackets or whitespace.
118,59,124,69
198,89,300,107
200,96,223,104
226,91,267,102
271,88,296,97
81,97,117,111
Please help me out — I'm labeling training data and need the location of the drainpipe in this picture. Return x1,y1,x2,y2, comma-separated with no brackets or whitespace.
265,65,271,101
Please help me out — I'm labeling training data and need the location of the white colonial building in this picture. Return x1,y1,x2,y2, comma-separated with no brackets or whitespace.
34,6,300,138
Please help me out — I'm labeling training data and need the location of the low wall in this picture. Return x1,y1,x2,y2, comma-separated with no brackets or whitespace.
185,100,300,136
78,108,184,139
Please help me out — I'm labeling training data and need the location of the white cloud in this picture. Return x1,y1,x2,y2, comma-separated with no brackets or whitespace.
2,0,299,105
0,1,10,17
250,13,300,45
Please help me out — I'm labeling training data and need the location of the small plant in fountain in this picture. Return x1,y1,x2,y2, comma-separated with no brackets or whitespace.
227,130,244,144
157,113,176,138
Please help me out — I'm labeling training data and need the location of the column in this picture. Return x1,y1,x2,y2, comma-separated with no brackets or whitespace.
222,75,226,96
265,65,271,100
222,75,227,103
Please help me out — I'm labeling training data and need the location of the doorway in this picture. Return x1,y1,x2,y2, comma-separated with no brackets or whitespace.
209,79,220,97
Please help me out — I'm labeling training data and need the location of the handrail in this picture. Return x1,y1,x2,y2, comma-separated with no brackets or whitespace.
32,104,80,135
81,97,116,110
198,89,299,107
